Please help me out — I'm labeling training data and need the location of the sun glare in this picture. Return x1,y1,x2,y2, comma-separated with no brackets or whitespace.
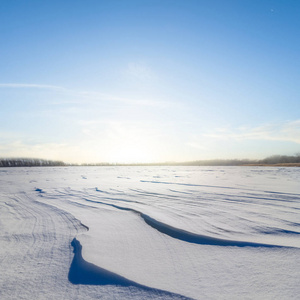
109,142,155,164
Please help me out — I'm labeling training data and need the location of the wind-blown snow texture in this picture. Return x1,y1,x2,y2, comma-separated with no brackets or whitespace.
0,166,299,299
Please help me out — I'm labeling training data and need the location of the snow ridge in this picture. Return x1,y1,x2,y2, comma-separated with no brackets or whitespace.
81,197,287,248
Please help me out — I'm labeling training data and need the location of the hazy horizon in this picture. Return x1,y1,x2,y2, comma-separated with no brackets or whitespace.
1,153,300,167
1,1,300,164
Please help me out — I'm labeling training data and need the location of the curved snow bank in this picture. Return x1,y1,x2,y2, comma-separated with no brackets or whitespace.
141,214,285,248
81,198,286,248
68,238,192,299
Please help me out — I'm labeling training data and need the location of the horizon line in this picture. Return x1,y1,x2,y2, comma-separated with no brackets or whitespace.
1,155,300,167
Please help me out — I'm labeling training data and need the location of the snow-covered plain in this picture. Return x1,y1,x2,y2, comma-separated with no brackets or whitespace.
0,166,299,299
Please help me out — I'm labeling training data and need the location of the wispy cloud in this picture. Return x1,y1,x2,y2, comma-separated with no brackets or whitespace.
0,82,171,108
0,83,65,90
203,120,300,144
126,62,156,81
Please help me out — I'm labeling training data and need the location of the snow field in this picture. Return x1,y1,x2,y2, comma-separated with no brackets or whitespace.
0,166,299,299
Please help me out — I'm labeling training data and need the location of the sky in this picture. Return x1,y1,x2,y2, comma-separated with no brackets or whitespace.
0,0,300,164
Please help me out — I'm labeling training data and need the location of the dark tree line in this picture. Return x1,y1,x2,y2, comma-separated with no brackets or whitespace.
0,154,300,167
176,159,253,166
258,154,300,165
0,158,65,167
183,155,300,166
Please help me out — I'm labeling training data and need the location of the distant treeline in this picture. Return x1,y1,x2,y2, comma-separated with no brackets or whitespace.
1,154,300,167
174,154,300,166
81,159,253,167
0,158,65,167
258,154,300,165
81,154,300,167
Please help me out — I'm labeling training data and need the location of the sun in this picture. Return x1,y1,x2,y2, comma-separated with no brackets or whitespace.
109,141,156,164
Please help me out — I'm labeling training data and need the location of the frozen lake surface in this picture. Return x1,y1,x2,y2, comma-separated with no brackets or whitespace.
1,166,300,299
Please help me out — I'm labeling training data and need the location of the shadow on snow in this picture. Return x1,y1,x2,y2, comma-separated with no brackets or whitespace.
68,238,192,299
81,198,288,248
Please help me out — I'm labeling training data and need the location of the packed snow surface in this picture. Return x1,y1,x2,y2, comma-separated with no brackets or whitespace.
0,166,300,299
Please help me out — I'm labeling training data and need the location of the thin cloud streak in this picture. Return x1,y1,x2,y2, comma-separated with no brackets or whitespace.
0,83,65,90
0,82,172,108
203,120,300,144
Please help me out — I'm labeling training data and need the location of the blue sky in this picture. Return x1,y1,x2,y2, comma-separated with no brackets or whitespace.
1,0,300,163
